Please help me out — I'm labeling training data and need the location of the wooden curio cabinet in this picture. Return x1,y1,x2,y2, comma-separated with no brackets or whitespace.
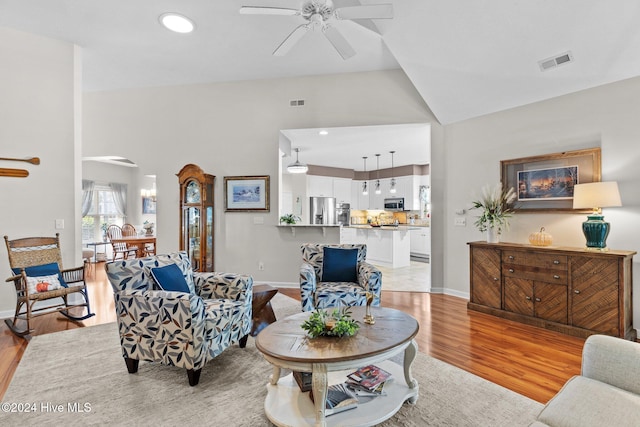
177,164,215,272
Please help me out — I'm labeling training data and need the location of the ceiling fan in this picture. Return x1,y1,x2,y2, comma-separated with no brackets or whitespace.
239,1,393,59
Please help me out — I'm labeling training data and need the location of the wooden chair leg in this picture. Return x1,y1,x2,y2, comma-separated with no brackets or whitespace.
187,368,202,386
125,357,139,374
239,334,248,348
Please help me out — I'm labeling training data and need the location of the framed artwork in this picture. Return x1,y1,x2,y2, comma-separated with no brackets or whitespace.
501,147,601,212
142,197,156,214
224,175,270,212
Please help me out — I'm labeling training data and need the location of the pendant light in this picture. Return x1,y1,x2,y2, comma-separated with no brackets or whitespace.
361,156,369,195
389,150,397,194
374,154,381,195
287,148,308,174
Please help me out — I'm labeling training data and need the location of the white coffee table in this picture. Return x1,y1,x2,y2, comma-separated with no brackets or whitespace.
255,306,419,427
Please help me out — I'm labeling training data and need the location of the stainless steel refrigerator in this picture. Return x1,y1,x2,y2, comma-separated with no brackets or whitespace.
336,202,350,226
309,197,336,225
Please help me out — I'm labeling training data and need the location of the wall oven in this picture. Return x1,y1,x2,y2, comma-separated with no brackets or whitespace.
384,198,404,211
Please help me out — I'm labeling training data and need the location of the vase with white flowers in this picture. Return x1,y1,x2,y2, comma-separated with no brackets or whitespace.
471,183,517,243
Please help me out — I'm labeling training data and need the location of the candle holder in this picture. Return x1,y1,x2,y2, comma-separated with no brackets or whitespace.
364,292,375,325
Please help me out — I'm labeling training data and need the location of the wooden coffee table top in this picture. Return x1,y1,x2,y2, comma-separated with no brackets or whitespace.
255,306,419,364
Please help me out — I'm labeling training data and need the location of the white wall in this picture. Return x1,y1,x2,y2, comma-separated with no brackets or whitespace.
0,27,78,315
82,70,441,284
441,75,640,324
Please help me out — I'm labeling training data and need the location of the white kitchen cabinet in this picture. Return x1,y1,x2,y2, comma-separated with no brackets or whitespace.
410,227,430,259
340,227,411,268
352,180,371,210
307,175,334,197
368,179,386,209
340,227,355,244
333,178,351,204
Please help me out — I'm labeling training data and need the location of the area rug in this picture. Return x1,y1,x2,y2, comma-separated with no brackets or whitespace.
1,294,542,426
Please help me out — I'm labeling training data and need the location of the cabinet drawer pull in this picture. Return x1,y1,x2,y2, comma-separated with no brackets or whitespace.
525,296,531,301
509,268,514,273
493,277,499,281
535,297,541,302
553,275,560,279
553,260,560,265
508,255,514,260
574,290,580,294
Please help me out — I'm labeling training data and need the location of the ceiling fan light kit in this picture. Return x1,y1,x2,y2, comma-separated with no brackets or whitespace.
287,148,309,174
240,1,393,59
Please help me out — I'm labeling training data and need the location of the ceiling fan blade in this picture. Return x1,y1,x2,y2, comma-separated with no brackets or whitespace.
239,6,299,16
273,24,310,56
334,4,393,20
323,25,356,60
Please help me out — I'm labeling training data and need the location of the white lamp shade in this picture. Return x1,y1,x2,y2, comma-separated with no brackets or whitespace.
572,182,622,209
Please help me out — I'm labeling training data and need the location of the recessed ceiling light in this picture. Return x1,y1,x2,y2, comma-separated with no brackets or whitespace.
159,13,195,34
318,130,329,136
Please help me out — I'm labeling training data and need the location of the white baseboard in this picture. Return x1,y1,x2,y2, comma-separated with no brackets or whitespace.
261,281,297,288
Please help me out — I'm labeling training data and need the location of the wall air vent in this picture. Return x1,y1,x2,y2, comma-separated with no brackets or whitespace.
289,99,305,106
538,51,574,72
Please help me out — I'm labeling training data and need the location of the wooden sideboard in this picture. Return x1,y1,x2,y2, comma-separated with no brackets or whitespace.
468,241,637,340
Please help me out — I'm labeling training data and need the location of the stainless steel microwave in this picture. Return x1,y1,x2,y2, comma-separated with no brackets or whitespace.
384,198,404,211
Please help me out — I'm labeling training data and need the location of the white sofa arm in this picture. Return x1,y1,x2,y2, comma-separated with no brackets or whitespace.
581,334,640,395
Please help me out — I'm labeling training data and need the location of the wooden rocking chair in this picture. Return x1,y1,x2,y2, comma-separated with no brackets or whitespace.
4,234,95,337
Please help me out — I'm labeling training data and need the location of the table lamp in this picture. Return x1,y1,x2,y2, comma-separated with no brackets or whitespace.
572,181,622,250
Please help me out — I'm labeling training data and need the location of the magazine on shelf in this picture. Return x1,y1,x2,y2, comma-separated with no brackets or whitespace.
346,364,392,390
346,378,388,396
309,382,359,416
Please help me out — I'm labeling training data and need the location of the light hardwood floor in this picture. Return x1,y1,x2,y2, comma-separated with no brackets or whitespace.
0,261,585,404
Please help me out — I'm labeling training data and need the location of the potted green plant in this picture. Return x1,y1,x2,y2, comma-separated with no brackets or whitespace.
279,213,300,225
471,183,517,243
101,223,108,242
301,307,360,338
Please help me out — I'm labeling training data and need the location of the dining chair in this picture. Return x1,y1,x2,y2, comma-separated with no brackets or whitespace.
124,223,155,256
106,224,138,261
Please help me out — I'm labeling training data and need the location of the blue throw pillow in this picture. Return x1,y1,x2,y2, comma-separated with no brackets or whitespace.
321,247,358,283
12,262,68,288
149,263,191,293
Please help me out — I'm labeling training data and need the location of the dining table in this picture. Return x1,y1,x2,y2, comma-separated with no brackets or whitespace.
110,236,156,258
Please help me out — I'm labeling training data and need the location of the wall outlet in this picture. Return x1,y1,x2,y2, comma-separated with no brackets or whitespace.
258,262,264,271
454,217,466,227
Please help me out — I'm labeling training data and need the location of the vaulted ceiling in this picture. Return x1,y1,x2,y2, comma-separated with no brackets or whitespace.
1,0,639,125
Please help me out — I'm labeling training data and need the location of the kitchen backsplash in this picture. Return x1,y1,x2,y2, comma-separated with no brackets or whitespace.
351,209,429,226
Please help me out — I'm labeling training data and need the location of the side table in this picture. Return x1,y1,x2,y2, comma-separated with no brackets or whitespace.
251,284,278,336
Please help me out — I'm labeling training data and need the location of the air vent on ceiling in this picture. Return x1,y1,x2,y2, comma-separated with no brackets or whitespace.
289,99,305,107
538,51,574,72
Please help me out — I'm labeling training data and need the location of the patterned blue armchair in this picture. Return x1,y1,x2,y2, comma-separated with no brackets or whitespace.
105,251,253,386
300,243,382,312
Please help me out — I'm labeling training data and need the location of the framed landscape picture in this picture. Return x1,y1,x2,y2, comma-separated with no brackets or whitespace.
501,147,601,212
224,175,270,212
142,197,156,214
517,165,578,201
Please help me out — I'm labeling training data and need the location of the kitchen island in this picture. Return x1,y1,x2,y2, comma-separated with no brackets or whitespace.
340,225,419,268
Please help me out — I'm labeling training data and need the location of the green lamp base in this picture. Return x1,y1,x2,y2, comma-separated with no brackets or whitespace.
582,214,610,250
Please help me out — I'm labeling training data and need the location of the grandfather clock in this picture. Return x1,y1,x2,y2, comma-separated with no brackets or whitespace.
177,164,215,272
